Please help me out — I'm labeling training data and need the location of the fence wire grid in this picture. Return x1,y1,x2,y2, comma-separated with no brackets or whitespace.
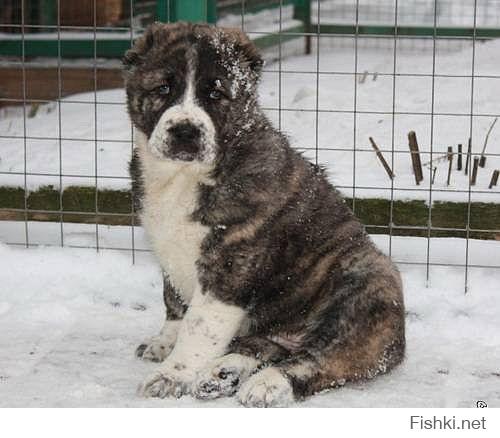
0,0,499,292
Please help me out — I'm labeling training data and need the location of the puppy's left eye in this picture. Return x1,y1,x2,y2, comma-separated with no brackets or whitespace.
209,89,222,100
157,84,170,95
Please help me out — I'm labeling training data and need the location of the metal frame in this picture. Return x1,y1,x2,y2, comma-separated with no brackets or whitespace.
0,0,499,292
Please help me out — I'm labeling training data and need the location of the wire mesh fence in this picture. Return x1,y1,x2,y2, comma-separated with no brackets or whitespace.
0,0,499,292
316,0,500,26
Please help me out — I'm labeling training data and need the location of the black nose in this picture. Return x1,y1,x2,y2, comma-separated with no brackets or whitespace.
168,123,200,143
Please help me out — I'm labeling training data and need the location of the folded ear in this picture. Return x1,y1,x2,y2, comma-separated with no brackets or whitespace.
122,22,160,71
122,45,141,71
123,22,191,71
122,26,152,72
227,28,264,75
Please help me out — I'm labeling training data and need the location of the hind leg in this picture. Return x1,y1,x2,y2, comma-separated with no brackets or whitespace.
136,272,187,362
237,366,294,407
238,316,405,407
193,336,290,400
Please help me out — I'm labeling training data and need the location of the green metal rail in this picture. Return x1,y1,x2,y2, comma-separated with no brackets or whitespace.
156,0,217,23
0,39,132,58
318,24,500,39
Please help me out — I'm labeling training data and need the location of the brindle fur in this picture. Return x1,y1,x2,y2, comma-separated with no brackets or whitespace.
162,272,188,321
124,22,405,401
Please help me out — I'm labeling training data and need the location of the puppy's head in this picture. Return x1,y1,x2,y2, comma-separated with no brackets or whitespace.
123,22,263,163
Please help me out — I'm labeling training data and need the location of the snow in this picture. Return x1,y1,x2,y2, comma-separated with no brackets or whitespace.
312,0,500,27
0,228,499,408
209,28,256,97
218,3,302,39
1,36,500,202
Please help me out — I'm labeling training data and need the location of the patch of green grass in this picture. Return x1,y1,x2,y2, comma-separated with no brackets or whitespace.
1,186,498,239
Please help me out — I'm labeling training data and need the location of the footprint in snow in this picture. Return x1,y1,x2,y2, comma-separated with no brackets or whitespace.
292,86,315,104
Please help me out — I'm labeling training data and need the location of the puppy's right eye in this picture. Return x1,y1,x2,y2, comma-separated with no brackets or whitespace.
156,84,170,95
209,89,222,100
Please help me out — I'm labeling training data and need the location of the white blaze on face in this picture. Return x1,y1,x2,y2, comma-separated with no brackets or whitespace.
148,50,216,162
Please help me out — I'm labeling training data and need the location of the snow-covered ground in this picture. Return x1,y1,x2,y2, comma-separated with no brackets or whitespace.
1,37,500,202
0,231,499,408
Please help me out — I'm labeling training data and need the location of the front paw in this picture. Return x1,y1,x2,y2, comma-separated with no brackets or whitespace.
193,353,259,400
237,367,294,408
139,363,193,399
135,337,173,363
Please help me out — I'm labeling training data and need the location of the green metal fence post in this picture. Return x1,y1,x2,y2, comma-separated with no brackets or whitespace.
293,0,311,54
207,0,217,24
157,0,216,24
156,0,170,22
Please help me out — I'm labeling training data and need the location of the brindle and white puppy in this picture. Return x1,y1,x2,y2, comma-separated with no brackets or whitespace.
124,22,405,407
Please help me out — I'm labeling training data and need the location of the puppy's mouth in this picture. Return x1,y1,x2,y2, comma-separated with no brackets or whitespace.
166,141,201,162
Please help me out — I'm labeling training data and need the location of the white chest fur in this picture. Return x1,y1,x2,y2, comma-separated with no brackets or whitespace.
137,137,213,304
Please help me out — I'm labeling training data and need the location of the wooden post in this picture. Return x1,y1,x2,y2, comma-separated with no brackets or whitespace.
471,156,479,186
480,117,498,168
489,170,499,189
465,138,472,175
359,71,368,84
446,146,453,186
408,131,423,185
369,137,394,180
457,144,462,171
39,0,57,27
432,166,437,185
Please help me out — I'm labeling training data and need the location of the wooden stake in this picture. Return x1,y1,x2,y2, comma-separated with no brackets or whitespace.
446,146,453,186
359,71,368,84
422,153,447,168
408,131,423,185
489,169,499,189
480,117,498,168
471,156,479,186
457,144,462,171
369,137,394,180
432,166,437,185
465,138,472,175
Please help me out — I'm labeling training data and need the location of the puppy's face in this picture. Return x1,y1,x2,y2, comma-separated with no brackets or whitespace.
123,22,263,163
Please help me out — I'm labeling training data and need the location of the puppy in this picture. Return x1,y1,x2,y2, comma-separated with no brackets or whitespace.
124,22,405,407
